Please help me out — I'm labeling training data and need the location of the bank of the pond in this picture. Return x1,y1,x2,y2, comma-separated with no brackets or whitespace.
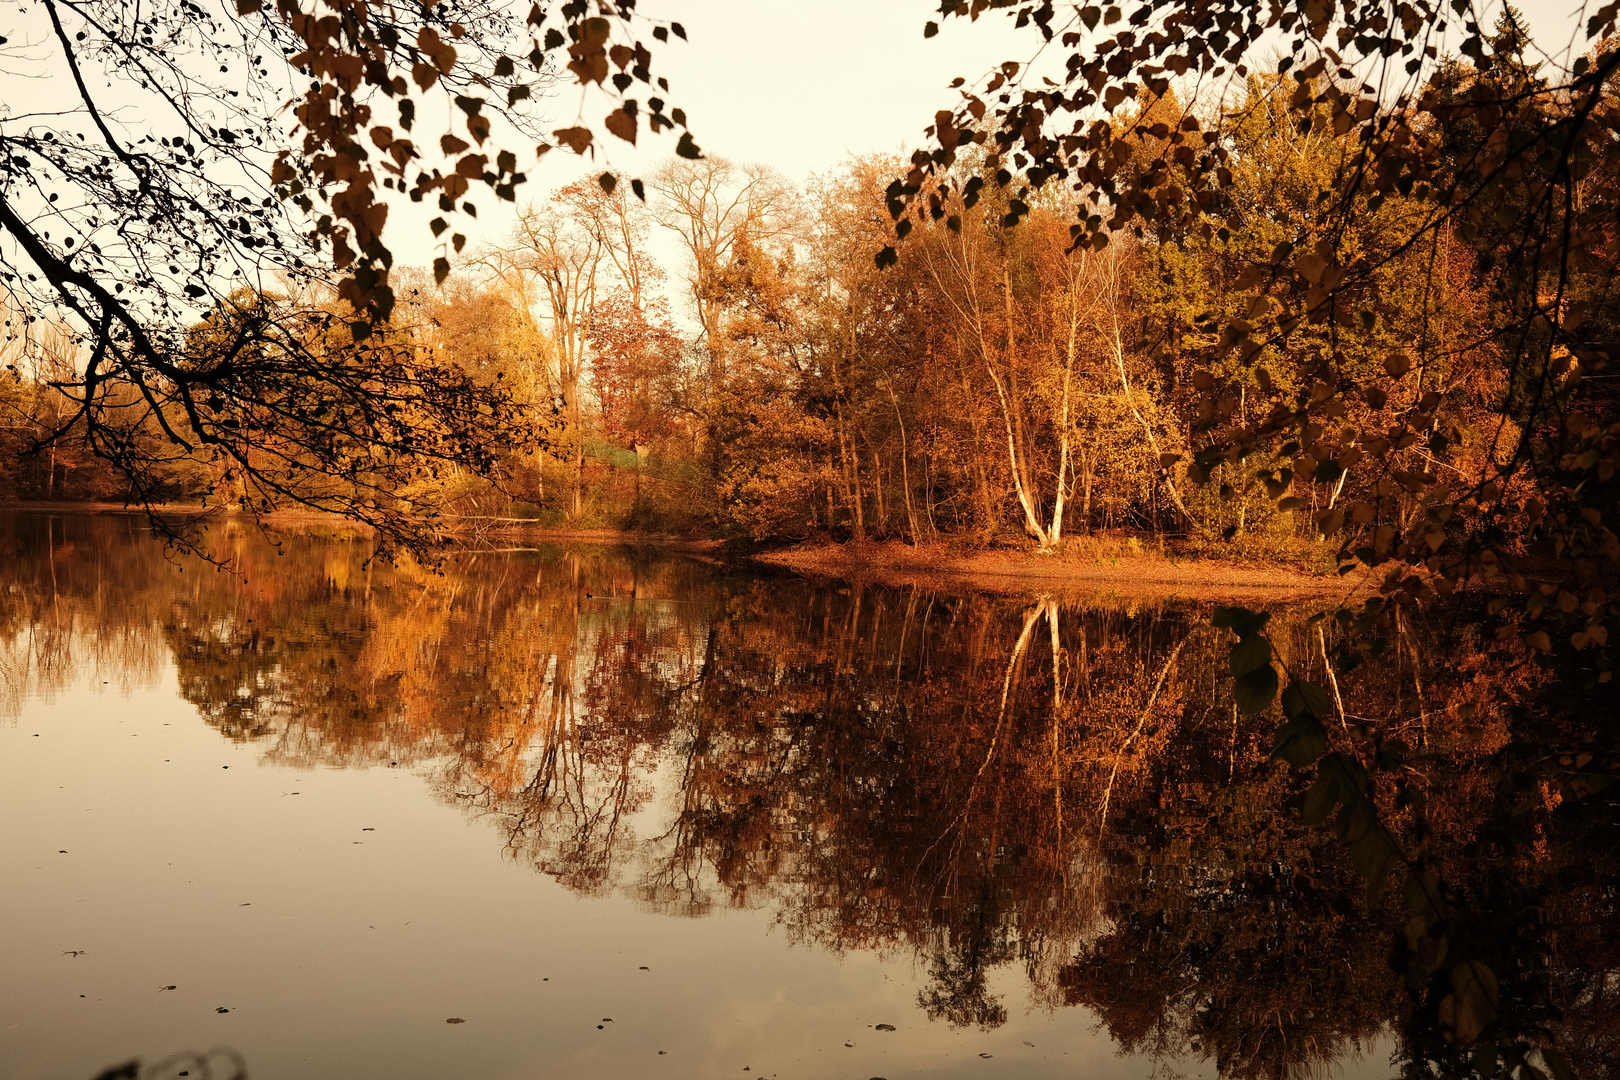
4,504,1366,597
751,539,1374,601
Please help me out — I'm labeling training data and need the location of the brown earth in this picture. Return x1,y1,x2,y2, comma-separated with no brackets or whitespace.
750,539,1378,603
3,503,1370,600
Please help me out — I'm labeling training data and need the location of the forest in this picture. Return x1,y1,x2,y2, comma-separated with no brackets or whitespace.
2,12,1606,561
3,0,1618,1073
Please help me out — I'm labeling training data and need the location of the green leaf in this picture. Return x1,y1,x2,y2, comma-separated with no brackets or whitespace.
1280,680,1331,721
1212,606,1270,638
1234,664,1279,716
1441,962,1499,1044
1271,715,1326,765
1302,770,1342,825
1402,870,1448,920
1230,634,1272,677
1350,828,1399,902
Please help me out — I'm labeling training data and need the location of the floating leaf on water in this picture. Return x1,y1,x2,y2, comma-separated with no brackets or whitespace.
216,1007,229,1013
446,1017,465,1024
874,1023,896,1031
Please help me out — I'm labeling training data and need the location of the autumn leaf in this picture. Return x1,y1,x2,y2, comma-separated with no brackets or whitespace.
554,127,593,154
605,108,637,145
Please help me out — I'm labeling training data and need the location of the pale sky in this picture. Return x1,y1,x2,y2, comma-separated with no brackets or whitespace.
2,0,1601,296
395,0,1598,268
545,0,1594,186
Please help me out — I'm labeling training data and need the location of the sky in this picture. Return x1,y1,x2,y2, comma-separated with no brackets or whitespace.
542,0,1596,188
383,0,1601,269
2,0,1604,296
547,0,1594,186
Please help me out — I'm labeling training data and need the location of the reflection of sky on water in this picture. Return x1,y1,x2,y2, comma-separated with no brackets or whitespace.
5,669,1313,1080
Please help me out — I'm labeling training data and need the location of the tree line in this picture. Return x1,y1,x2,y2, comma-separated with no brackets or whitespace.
5,13,1591,563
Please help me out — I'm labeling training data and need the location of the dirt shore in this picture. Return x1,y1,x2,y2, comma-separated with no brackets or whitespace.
750,539,1375,602
4,504,1368,600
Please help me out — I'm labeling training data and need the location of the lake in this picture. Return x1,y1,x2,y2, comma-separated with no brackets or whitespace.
1,512,1611,1080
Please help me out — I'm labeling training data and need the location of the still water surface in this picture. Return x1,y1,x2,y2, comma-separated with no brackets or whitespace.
2,512,1439,1079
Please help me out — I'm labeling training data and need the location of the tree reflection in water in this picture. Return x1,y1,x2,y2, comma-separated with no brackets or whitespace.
3,512,1614,1080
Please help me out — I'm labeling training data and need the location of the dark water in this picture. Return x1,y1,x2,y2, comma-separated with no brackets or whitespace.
0,513,1612,1080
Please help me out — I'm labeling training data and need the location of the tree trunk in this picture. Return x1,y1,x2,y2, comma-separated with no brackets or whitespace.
885,382,921,543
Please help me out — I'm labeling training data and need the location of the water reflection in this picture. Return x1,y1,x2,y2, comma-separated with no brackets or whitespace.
3,512,1614,1080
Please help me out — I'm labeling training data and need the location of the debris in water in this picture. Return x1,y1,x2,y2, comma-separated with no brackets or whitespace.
446,1018,465,1024
639,965,649,970
62,950,85,957
216,1007,229,1013
1023,1040,1034,1047
874,1023,896,1031
979,1053,993,1058
159,985,176,992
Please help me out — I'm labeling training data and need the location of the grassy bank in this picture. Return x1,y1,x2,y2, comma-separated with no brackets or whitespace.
750,537,1371,601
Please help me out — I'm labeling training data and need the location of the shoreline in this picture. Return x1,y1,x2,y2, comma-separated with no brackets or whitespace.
3,504,1370,599
748,539,1374,602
